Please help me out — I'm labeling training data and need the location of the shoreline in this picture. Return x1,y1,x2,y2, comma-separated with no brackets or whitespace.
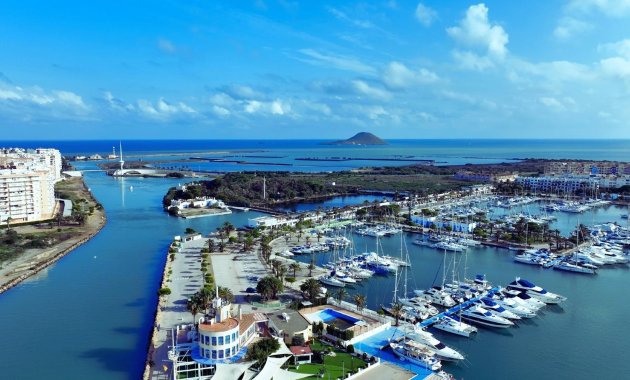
0,181,107,295
142,239,174,380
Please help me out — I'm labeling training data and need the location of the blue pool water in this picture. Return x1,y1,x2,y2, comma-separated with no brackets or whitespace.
311,308,362,325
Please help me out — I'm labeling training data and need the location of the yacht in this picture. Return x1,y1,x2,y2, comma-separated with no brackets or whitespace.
389,340,442,371
491,296,537,318
507,278,567,304
318,275,345,287
460,306,514,328
415,287,457,308
432,241,466,253
475,298,521,320
501,289,546,310
432,315,478,337
399,297,440,316
334,271,357,284
406,327,464,361
553,261,596,274
513,254,541,266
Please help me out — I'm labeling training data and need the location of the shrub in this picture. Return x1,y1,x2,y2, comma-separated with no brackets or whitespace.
158,287,171,296
285,277,296,283
169,253,175,261
346,344,354,354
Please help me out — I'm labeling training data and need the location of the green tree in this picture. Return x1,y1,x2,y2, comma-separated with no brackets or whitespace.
256,276,284,301
245,337,280,368
390,302,404,326
300,278,321,302
335,288,348,304
353,294,366,312
289,261,301,278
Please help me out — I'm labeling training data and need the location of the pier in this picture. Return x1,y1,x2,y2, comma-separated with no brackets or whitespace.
419,287,501,328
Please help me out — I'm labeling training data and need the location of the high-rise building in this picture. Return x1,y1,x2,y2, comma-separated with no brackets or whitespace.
0,148,62,223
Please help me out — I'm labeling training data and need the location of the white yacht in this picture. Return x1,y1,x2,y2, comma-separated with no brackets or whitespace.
475,298,521,320
460,306,514,328
507,278,566,304
389,340,442,371
491,296,537,318
318,275,345,287
406,326,464,361
432,241,466,252
335,271,357,284
399,297,440,316
432,315,478,337
501,289,546,310
553,261,596,274
415,287,457,308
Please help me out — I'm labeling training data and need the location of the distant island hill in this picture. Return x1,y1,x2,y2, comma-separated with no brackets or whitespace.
323,132,388,146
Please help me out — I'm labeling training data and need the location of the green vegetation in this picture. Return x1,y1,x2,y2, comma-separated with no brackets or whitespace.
290,339,367,379
158,287,171,296
245,337,280,368
256,275,284,301
0,228,76,263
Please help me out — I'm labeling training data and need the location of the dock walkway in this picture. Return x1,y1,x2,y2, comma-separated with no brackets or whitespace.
419,286,500,327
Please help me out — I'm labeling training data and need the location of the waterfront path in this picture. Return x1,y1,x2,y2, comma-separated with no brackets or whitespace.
148,238,206,380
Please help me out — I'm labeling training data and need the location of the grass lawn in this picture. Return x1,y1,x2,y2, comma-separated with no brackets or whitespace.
290,340,367,379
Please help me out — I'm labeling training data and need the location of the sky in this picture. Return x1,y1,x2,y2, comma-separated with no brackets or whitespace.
1,0,630,140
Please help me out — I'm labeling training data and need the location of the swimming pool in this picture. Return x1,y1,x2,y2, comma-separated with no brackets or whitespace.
307,308,363,330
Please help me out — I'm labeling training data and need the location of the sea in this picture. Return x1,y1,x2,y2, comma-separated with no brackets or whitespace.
0,139,628,380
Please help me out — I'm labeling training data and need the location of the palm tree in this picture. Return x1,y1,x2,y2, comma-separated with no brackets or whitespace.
289,262,301,278
300,278,321,302
218,286,234,304
353,294,366,312
187,295,202,325
222,221,235,239
308,261,315,277
277,265,288,284
335,288,348,304
198,287,213,314
390,302,404,326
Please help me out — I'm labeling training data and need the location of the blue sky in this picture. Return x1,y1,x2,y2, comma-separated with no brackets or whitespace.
1,0,630,139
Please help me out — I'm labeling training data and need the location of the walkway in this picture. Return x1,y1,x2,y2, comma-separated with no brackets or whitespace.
148,238,206,380
419,286,500,328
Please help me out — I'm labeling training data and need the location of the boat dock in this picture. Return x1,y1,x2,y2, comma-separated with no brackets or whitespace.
419,286,501,328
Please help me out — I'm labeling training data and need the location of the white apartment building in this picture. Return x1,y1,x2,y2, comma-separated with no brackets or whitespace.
515,175,604,194
0,148,62,223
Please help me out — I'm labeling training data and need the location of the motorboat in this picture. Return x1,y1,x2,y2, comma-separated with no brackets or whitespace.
475,298,521,320
507,278,566,304
335,271,357,284
501,289,545,310
389,340,442,371
491,296,537,318
513,254,541,266
318,275,345,287
415,287,457,308
399,297,439,316
406,326,464,361
460,306,514,328
432,315,478,337
553,261,596,274
432,241,466,252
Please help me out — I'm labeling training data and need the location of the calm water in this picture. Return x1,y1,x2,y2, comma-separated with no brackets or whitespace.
0,140,629,379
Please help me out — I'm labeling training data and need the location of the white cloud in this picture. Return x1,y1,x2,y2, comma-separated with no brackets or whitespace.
598,39,630,58
553,17,592,39
382,61,439,89
211,105,230,116
296,48,376,75
451,50,494,71
351,80,392,100
137,98,196,119
539,96,577,111
327,6,373,29
415,3,437,27
0,80,88,112
217,84,263,100
567,0,630,17
447,3,509,59
244,99,291,116
600,57,630,78
157,38,176,54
